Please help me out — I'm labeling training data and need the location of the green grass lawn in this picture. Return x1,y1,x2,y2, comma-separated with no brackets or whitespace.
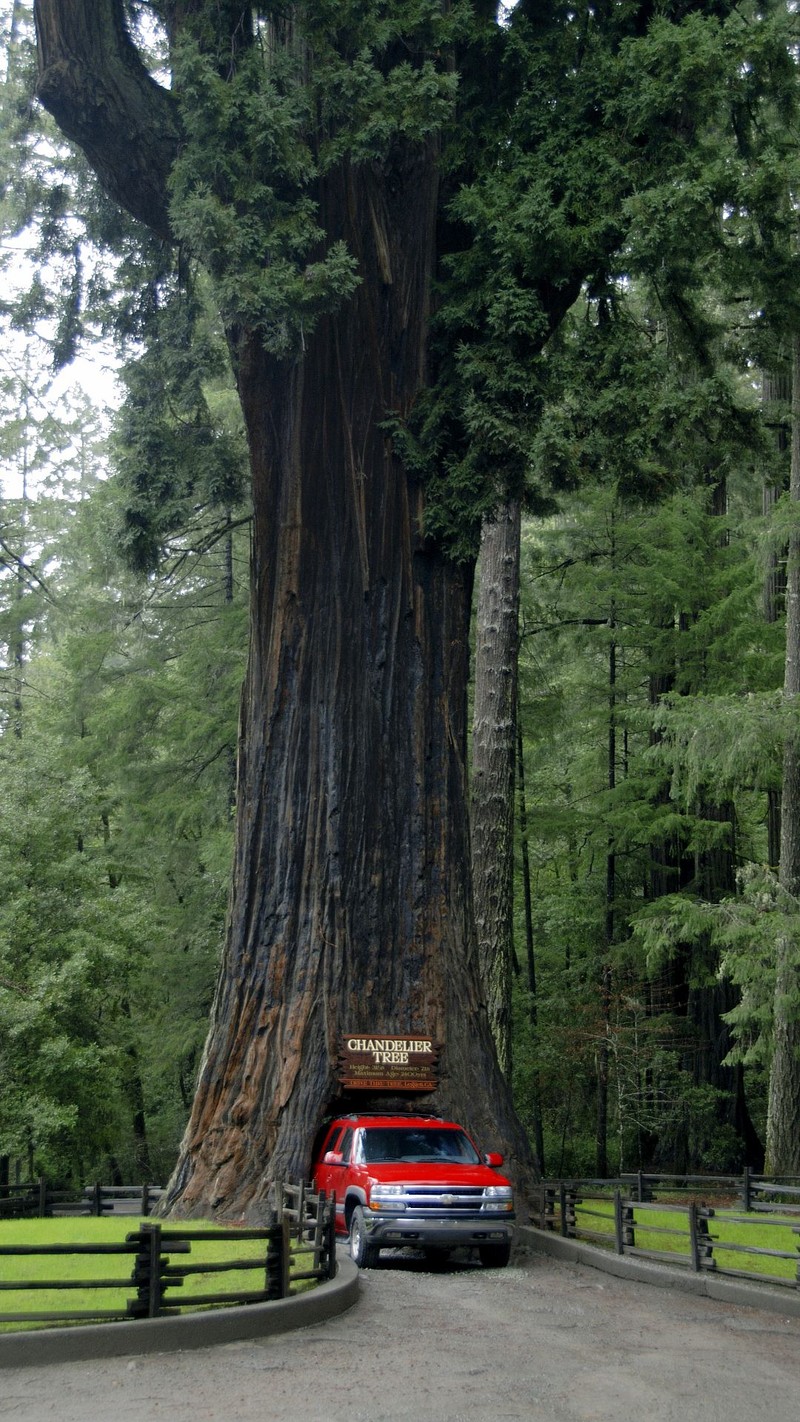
574,1198,800,1285
0,1218,314,1331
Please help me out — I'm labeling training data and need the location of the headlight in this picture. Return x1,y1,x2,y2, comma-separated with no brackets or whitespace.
369,1185,407,1211
482,1185,514,1211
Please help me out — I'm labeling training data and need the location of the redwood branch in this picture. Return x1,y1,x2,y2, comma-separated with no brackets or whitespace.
33,0,180,241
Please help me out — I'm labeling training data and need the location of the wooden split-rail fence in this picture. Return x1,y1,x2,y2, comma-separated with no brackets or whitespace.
606,1167,800,1212
538,1177,800,1291
0,1180,164,1219
0,1182,336,1325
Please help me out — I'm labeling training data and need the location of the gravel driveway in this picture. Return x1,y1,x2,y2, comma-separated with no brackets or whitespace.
3,1245,799,1422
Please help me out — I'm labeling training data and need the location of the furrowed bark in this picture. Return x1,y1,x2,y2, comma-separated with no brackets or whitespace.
165,155,535,1217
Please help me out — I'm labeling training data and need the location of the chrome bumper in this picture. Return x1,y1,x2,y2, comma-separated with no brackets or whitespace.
363,1212,515,1249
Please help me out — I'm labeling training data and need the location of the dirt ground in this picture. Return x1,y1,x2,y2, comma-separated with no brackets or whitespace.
3,1245,799,1422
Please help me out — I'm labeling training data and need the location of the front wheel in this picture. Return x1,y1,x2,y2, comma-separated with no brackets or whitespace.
349,1206,378,1268
478,1241,511,1268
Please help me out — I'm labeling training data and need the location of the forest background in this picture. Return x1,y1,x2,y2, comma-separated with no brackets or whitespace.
2,0,800,1194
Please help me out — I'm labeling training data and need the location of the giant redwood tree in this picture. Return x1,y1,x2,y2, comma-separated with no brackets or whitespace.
33,0,751,1216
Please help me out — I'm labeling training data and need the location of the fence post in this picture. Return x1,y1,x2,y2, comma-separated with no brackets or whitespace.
559,1183,568,1238
266,1215,291,1299
742,1166,751,1212
141,1183,150,1217
688,1202,700,1271
92,1181,103,1217
540,1184,551,1230
567,1187,578,1236
38,1176,47,1218
325,1195,337,1280
130,1222,164,1317
613,1190,624,1255
314,1188,336,1280
698,1208,715,1271
622,1200,636,1248
311,1187,325,1272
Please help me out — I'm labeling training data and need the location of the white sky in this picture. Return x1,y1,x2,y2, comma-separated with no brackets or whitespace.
0,1,123,499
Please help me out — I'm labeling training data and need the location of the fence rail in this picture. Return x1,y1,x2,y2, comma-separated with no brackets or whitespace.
610,1169,800,1210
0,1183,336,1326
537,1179,800,1291
0,1180,165,1219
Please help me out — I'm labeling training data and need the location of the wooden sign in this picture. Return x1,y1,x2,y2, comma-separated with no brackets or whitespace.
338,1035,440,1092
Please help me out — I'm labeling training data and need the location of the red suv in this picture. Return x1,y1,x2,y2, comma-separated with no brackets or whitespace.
312,1112,515,1268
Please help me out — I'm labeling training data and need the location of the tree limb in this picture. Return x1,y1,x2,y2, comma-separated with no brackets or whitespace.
0,974,29,997
0,537,59,606
33,0,180,242
521,617,611,638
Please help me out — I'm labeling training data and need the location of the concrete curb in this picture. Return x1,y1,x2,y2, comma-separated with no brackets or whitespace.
519,1224,800,1319
0,1255,360,1368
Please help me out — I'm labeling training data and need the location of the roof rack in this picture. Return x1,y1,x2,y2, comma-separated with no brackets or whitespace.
336,1110,445,1121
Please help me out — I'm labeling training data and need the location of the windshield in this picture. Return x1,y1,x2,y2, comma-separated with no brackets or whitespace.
360,1127,480,1165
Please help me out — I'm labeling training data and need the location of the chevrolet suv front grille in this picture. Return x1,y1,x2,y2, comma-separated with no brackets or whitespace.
393,1186,489,1211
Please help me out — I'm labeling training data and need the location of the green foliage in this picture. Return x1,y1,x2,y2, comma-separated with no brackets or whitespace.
168,39,346,353
510,262,780,1170
712,864,800,1070
0,743,141,1173
112,278,247,572
413,0,790,554
0,9,255,1182
0,397,248,1181
5,0,800,1186
166,2,464,353
649,693,784,807
530,293,766,507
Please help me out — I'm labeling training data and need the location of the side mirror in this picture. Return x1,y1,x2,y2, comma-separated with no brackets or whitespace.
484,1151,504,1168
323,1150,344,1166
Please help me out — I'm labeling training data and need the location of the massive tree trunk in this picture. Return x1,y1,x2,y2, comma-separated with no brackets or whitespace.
35,0,538,1218
170,161,534,1216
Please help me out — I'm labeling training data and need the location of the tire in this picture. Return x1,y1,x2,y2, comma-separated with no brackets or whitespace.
349,1206,378,1268
478,1241,511,1268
